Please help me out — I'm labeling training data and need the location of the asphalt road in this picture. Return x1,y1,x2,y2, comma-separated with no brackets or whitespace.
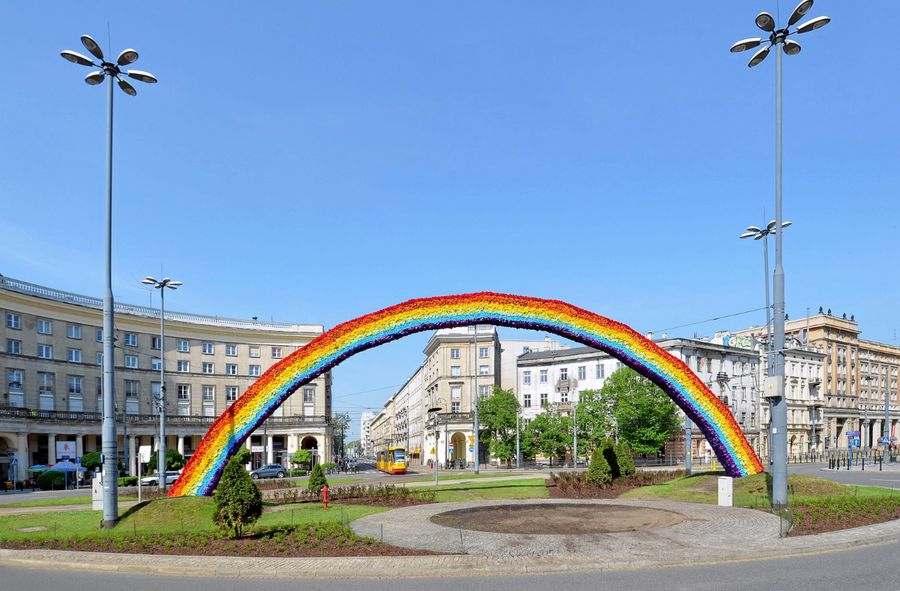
789,462,900,489
1,539,898,591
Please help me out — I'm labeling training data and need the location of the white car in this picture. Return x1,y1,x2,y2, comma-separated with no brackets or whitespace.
140,471,180,486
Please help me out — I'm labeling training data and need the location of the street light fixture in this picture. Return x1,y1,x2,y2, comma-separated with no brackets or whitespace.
142,276,182,492
731,1,829,509
62,34,157,528
427,405,442,485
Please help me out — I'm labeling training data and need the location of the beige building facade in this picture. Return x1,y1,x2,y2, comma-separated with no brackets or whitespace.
0,275,333,482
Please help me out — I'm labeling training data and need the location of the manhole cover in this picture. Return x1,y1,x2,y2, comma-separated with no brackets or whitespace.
17,526,48,533
430,503,685,534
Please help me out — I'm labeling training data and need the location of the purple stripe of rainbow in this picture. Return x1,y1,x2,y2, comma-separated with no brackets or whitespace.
170,293,763,496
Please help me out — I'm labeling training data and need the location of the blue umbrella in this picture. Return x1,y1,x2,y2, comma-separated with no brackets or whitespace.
49,460,86,490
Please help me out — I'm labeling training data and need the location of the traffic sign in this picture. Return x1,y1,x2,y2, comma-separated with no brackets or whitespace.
468,446,474,452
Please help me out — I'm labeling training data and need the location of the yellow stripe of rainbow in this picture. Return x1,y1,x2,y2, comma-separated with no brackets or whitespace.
169,293,763,497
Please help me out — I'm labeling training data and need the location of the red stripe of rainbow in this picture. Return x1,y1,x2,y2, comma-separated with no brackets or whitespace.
170,293,763,496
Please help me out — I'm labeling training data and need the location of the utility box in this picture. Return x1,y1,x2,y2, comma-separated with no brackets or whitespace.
92,472,103,511
718,476,733,507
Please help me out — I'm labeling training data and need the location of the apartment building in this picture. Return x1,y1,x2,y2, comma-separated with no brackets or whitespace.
0,275,333,482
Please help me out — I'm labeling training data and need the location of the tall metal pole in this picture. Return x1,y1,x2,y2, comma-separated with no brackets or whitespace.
771,32,788,509
101,73,119,528
473,325,480,474
515,410,521,469
572,402,578,467
763,234,773,372
684,414,692,475
885,366,891,465
157,286,167,491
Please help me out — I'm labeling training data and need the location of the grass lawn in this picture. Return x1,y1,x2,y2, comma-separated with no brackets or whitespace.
415,478,549,502
0,496,387,542
284,476,365,487
620,471,898,508
401,472,528,484
0,495,137,509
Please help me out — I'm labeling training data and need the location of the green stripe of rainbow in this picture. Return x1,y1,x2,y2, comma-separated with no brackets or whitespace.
169,293,763,496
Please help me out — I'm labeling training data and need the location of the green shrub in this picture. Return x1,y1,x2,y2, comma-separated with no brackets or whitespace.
146,448,185,471
601,439,620,479
118,476,138,486
307,463,328,494
320,462,338,473
291,449,312,470
233,447,252,466
214,458,263,538
586,448,612,486
37,471,67,490
616,441,636,476
80,451,102,473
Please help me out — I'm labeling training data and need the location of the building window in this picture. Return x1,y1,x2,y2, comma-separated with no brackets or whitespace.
577,366,586,380
177,360,190,372
202,362,214,374
37,344,53,359
249,364,261,377
200,342,213,355
596,363,605,379
67,349,82,363
479,385,490,397
226,386,239,403
151,336,161,350
561,391,568,403
123,333,137,347
6,339,21,355
523,370,532,385
96,352,103,365
272,346,283,359
451,385,461,400
539,370,548,384
5,313,21,330
303,387,315,403
249,346,260,358
451,402,460,413
38,372,54,410
177,339,189,353
479,365,489,376
523,393,531,408
125,380,139,398
226,344,237,356
177,384,190,400
151,382,161,402
67,324,82,339
125,355,138,369
450,348,460,359
151,357,161,371
560,368,568,380
37,319,52,334
7,369,23,408
225,363,237,376
540,392,548,407
202,385,215,401
450,366,461,377
177,384,190,416
479,347,489,359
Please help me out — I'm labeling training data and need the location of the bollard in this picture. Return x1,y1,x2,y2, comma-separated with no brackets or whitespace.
862,456,865,471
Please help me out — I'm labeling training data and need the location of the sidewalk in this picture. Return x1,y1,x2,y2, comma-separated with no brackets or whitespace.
1,498,899,579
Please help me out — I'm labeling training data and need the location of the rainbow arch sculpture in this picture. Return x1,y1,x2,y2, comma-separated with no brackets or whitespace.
170,293,763,496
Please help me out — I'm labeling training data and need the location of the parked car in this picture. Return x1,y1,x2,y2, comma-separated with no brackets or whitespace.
140,471,181,486
249,464,286,480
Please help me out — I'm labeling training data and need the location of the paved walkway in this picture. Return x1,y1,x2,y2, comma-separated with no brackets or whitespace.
1,498,899,579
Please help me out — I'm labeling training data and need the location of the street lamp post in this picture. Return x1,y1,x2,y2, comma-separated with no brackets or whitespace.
731,0,830,509
885,366,892,465
142,277,181,492
473,325,480,474
428,405,442,485
515,408,521,469
572,400,578,468
62,35,157,528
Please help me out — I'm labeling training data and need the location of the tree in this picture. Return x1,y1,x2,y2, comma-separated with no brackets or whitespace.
600,368,681,456
291,449,312,470
146,448,185,472
233,447,252,466
574,390,615,454
214,457,263,538
586,448,612,485
525,410,570,464
331,412,351,459
601,438,620,479
616,441,636,476
479,387,520,462
80,451,102,473
307,462,328,494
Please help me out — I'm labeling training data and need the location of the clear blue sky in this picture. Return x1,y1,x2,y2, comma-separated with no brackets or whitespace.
2,2,898,439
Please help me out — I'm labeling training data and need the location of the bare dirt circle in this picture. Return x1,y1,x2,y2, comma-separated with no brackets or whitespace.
430,503,686,535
